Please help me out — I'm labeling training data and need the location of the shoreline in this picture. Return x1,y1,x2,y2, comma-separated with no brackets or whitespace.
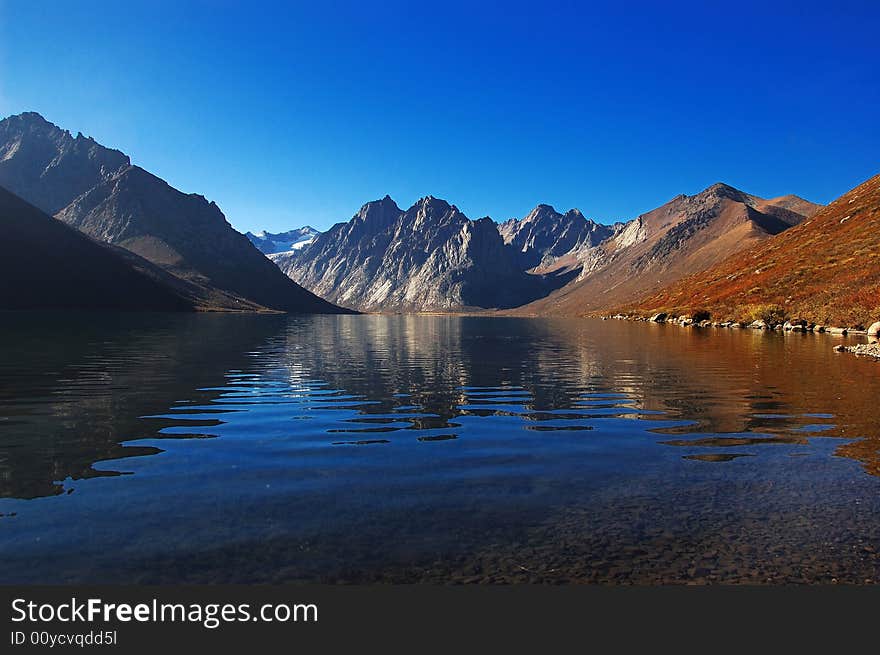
601,313,880,360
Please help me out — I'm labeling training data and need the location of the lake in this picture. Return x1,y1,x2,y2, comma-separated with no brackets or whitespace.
1,313,879,583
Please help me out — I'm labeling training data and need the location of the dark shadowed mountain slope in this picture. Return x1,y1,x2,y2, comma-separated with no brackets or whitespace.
0,185,197,311
273,196,576,311
622,173,880,326
0,112,349,314
512,183,821,316
55,165,346,313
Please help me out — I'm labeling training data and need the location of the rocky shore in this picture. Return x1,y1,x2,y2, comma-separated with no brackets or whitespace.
834,342,880,359
602,315,880,360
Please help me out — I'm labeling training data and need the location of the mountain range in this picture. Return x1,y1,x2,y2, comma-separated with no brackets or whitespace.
272,195,578,311
0,112,348,313
498,205,617,272
510,183,821,316
267,183,820,314
5,111,873,324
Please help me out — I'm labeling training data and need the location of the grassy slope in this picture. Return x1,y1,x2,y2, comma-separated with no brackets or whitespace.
622,173,880,326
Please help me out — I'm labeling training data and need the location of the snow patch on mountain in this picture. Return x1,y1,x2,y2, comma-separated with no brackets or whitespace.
246,226,320,255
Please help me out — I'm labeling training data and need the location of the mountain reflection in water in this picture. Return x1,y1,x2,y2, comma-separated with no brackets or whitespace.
0,314,878,583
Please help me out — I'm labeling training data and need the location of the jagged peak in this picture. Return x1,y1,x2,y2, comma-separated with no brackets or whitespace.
2,111,54,127
3,112,97,145
1,112,68,141
522,204,561,222
408,195,455,217
358,195,400,210
353,195,402,224
415,194,451,207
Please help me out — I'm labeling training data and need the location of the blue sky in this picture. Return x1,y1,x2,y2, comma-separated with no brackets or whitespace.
1,1,878,232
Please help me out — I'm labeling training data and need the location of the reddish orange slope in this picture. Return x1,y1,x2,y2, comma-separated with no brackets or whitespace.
624,173,880,326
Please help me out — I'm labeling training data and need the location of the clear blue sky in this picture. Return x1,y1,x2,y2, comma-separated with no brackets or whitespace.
1,1,878,232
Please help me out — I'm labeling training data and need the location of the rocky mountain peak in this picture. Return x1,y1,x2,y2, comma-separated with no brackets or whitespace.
17,111,49,122
3,111,57,134
2,112,125,159
0,112,131,214
273,195,573,311
522,204,561,223
354,195,402,226
499,201,613,265
409,196,459,230
699,182,753,204
415,195,453,213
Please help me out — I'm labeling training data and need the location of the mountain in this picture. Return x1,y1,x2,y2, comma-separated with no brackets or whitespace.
0,112,129,215
54,165,345,313
245,226,319,254
622,173,880,326
0,185,198,311
273,195,576,311
498,204,615,271
512,183,821,316
0,112,349,314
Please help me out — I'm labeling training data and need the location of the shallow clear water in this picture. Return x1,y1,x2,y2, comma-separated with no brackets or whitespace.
1,313,879,583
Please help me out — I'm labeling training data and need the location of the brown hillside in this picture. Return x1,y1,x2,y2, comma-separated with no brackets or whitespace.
512,184,820,316
623,173,880,326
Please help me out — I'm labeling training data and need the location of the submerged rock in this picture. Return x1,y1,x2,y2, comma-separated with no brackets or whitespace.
836,343,880,359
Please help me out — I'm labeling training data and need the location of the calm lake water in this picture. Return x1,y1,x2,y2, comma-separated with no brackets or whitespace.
1,313,879,584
